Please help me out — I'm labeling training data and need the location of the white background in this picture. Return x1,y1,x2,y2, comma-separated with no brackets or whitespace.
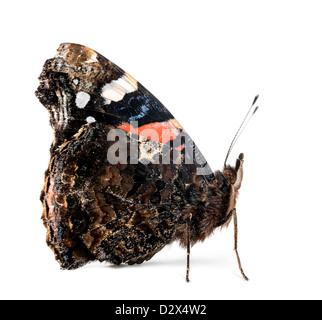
1,0,321,300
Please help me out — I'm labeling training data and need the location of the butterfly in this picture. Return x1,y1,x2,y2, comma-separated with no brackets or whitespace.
35,43,258,282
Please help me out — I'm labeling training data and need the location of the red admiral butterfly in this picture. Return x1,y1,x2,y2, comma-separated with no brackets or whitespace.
35,43,258,282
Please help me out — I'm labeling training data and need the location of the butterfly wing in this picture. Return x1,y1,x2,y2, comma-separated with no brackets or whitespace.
36,43,216,269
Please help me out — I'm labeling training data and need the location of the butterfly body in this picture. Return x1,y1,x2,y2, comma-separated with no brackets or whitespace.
36,44,247,277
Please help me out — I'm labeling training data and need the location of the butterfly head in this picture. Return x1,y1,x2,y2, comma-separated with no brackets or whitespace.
212,153,244,228
223,153,244,191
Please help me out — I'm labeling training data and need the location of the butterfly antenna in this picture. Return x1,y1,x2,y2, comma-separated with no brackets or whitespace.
224,95,259,168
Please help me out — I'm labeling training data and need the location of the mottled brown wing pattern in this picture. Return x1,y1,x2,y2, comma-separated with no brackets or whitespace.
41,122,212,269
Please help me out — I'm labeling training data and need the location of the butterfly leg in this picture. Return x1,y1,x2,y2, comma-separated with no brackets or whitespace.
233,209,249,281
186,213,192,282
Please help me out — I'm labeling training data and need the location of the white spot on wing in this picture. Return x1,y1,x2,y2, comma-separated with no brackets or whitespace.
101,73,138,104
86,116,96,123
76,91,90,108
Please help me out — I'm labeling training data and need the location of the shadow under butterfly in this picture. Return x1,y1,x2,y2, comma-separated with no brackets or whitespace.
35,43,258,282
